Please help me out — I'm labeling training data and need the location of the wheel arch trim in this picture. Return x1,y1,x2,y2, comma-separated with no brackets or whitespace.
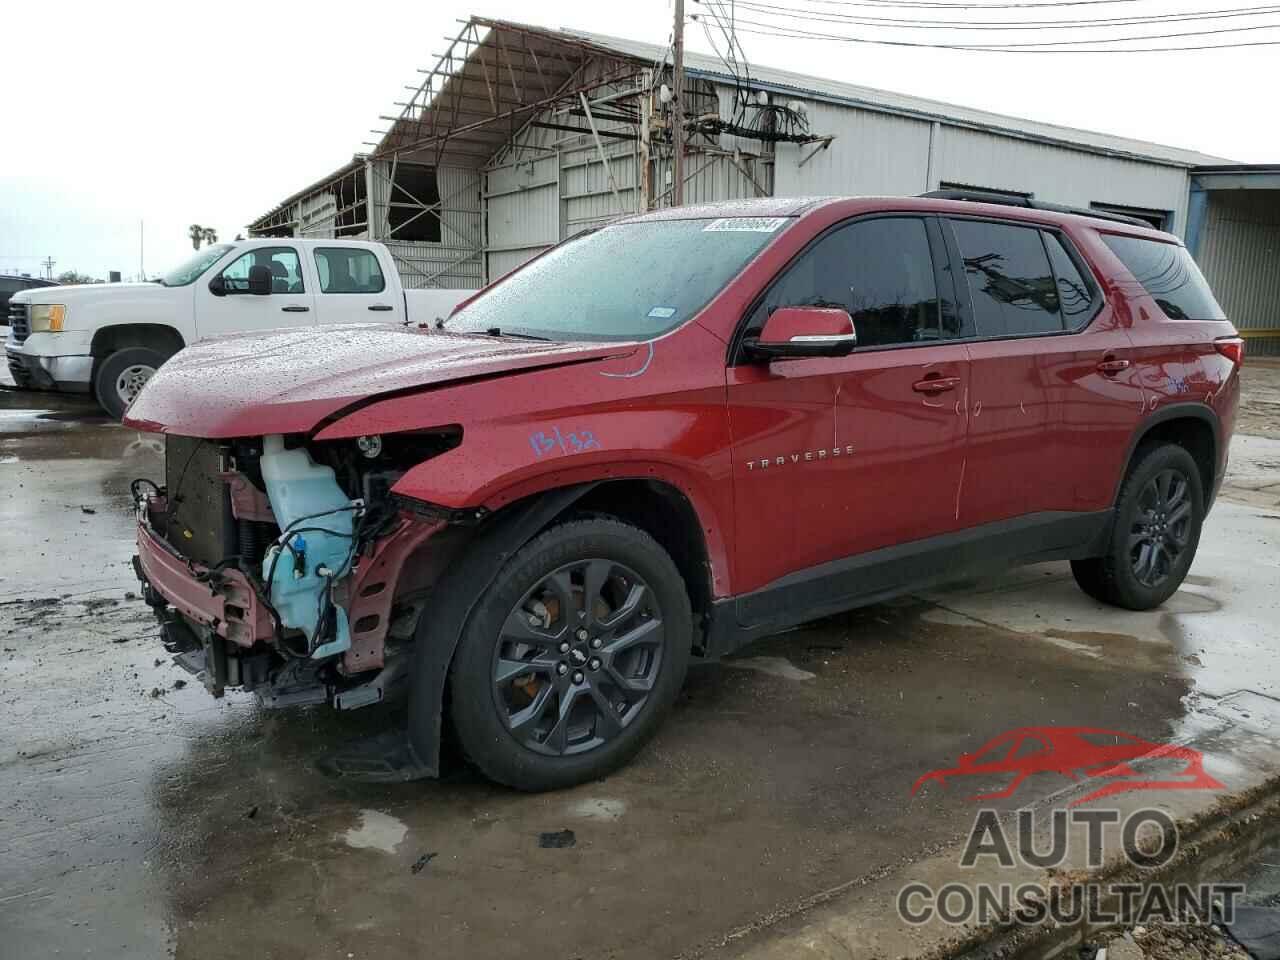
1113,402,1221,506
89,323,186,357
406,483,601,776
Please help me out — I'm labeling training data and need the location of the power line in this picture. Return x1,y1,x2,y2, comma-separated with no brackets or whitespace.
706,0,1280,30
694,12,1280,49
931,19,1280,43
734,0,1171,8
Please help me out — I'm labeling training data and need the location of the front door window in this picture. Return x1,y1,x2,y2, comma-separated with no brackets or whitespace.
219,247,304,294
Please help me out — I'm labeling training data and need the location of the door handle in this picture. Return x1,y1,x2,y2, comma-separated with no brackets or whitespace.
281,305,310,313
912,375,961,394
1097,357,1131,375
367,304,394,312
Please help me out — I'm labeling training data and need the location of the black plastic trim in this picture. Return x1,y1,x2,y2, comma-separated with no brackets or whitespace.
1113,402,1222,507
702,509,1114,658
405,482,601,776
920,191,1152,229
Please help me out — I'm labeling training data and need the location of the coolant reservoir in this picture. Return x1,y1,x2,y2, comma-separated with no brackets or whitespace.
259,434,357,658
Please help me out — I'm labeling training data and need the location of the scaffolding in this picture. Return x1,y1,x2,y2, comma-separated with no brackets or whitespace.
248,16,824,287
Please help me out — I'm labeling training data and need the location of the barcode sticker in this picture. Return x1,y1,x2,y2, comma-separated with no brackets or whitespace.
703,217,789,233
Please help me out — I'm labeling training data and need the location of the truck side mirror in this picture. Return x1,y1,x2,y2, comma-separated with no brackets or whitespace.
208,274,227,297
247,265,273,296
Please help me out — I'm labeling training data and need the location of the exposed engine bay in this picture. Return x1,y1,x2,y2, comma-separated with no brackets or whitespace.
132,430,462,711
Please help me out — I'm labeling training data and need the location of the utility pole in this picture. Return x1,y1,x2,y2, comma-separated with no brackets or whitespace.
672,0,685,207
41,256,55,280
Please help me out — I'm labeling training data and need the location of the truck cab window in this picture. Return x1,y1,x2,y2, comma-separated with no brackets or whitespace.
220,247,303,294
314,248,386,294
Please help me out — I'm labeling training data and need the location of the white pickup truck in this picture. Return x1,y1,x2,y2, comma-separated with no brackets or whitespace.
5,238,474,418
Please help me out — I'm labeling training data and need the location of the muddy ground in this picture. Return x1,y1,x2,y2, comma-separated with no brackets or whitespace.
2,362,1279,959
1237,359,1280,440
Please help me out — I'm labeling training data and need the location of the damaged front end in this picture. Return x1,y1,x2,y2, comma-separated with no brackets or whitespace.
132,430,460,710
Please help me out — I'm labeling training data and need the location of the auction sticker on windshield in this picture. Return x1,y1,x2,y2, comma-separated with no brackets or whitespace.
703,217,788,232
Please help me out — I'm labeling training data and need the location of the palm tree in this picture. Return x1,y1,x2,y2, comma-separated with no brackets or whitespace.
202,226,218,247
189,224,205,250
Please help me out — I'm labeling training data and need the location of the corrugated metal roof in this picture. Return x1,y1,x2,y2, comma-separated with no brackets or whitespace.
550,23,1232,169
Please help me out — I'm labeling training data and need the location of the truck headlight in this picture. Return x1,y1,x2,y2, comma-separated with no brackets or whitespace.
30,304,67,332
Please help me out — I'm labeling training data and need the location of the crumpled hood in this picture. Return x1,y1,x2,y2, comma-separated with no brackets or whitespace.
124,323,636,438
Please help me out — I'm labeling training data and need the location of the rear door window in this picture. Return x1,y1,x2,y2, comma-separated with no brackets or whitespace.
950,220,1063,337
1043,233,1097,328
314,247,386,294
1100,234,1225,321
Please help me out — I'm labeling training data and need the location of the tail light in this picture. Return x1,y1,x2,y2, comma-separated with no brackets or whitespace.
1215,337,1245,368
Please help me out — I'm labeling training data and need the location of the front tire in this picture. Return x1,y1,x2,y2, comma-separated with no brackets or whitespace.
1071,443,1204,610
93,347,166,419
447,518,691,791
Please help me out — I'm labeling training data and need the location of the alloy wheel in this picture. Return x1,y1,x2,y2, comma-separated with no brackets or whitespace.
1128,468,1193,588
491,558,665,756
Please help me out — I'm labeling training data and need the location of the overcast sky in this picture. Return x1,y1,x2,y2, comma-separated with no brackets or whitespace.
1,0,1276,279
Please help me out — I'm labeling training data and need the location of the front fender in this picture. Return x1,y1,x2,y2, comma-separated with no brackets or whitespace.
393,437,735,600
313,338,738,596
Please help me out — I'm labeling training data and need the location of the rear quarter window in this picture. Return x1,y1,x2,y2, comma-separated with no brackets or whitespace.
1101,234,1225,321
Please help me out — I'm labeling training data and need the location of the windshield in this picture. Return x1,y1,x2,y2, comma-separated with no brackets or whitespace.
448,217,791,341
160,244,235,287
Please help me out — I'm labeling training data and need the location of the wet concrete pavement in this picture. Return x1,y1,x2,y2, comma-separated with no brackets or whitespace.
3,369,1280,960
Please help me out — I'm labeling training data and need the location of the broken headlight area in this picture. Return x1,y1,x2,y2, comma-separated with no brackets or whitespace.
131,428,461,710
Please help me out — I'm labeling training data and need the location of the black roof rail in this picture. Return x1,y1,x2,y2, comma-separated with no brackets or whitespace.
919,190,1153,229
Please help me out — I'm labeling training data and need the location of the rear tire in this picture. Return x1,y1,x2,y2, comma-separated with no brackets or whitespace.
93,347,166,419
1070,443,1204,611
447,517,691,791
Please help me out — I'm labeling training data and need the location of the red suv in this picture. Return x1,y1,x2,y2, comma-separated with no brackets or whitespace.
126,195,1241,790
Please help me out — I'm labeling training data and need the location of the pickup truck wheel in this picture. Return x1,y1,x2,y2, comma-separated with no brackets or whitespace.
1071,443,1204,611
447,518,691,791
93,347,166,420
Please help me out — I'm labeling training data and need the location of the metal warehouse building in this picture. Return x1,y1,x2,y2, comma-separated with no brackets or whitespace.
250,15,1280,352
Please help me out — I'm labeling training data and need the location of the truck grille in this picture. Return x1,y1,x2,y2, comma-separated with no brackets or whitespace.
164,436,237,567
8,302,29,343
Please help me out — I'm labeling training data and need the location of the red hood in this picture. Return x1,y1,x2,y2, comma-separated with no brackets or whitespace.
124,323,636,438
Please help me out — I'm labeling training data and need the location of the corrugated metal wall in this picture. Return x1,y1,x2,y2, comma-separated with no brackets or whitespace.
774,101,930,197
931,126,1191,233
485,155,560,280
298,193,338,237
369,162,483,289
772,102,1192,236
473,70,1201,286
1197,190,1280,355
561,139,640,238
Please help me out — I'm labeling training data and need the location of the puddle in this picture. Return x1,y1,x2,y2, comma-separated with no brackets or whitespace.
724,656,817,681
340,810,409,853
566,797,627,821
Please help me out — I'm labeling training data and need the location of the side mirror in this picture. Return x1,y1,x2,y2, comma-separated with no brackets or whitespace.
744,306,857,361
207,274,226,297
247,264,273,296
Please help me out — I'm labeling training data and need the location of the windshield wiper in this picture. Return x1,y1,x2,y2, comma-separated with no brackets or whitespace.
483,326,552,341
